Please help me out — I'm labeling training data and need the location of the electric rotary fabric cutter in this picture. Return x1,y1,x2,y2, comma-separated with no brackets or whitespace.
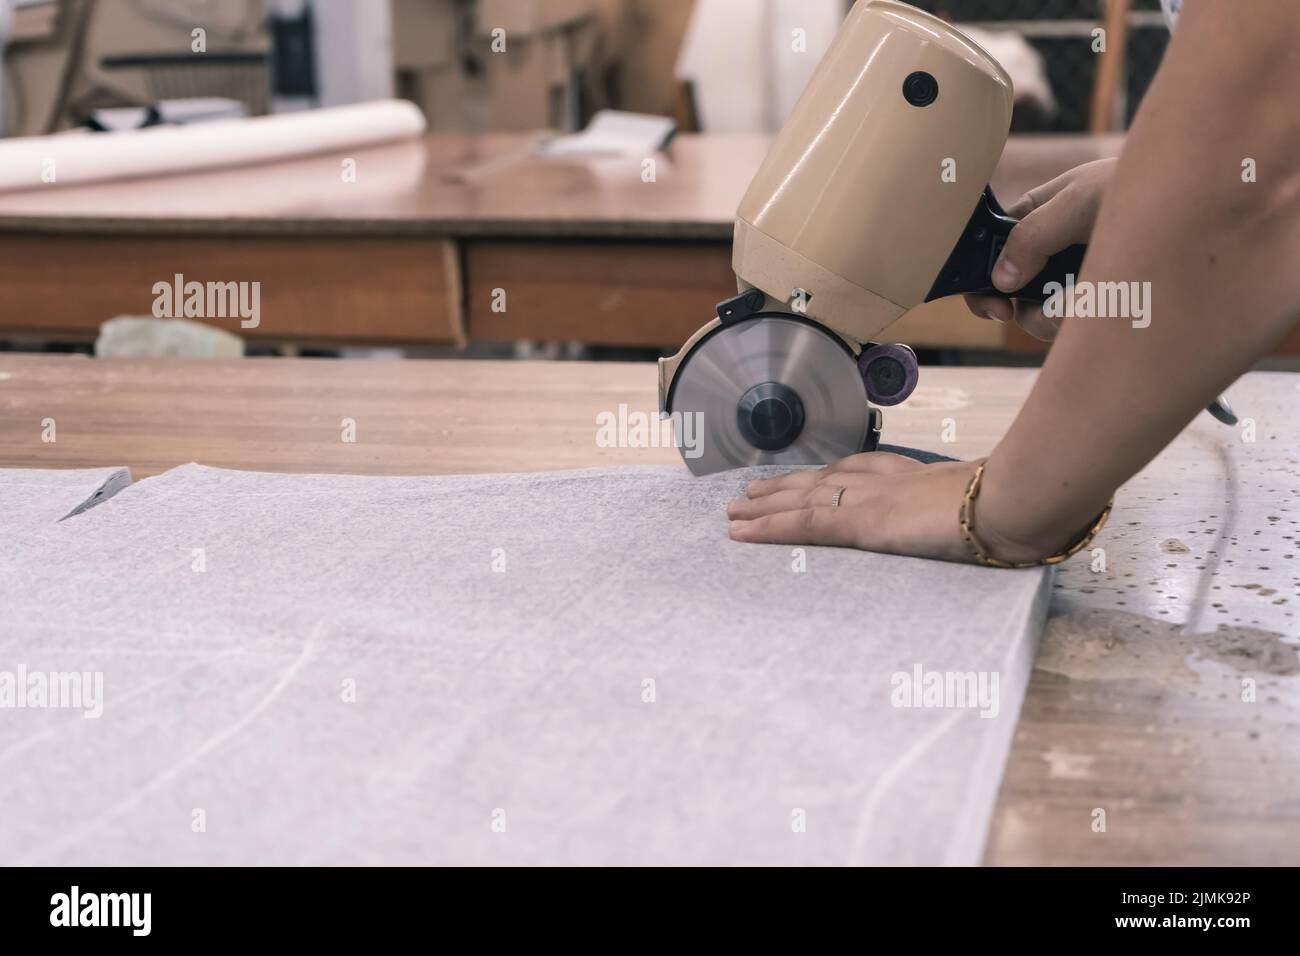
659,0,1090,476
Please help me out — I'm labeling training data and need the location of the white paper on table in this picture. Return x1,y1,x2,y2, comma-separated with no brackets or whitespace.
536,110,676,158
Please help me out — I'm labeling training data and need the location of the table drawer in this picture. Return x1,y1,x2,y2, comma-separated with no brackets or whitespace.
0,234,463,347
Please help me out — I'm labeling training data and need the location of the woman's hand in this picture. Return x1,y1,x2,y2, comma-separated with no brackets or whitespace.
730,2,1300,569
965,158,1116,342
726,452,1056,565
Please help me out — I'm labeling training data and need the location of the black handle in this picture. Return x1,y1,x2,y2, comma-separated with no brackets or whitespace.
925,186,1087,304
925,186,1238,428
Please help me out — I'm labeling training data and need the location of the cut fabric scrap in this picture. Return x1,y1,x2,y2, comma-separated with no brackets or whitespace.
0,465,132,533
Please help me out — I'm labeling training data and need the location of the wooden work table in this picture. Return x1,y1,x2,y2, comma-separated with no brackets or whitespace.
0,132,1122,350
2,353,1296,865
0,131,1122,240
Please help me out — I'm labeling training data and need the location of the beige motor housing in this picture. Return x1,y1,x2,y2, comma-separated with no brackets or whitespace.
733,0,1014,344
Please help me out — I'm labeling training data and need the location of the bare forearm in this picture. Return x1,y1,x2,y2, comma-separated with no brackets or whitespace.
981,1,1300,552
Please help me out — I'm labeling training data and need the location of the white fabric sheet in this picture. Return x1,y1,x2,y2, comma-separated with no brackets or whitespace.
0,463,1049,865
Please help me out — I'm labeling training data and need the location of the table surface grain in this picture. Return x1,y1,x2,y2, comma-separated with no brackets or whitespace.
0,132,1123,240
1,354,1296,865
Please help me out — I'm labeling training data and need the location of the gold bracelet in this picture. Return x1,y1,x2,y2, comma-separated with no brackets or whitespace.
958,460,1114,569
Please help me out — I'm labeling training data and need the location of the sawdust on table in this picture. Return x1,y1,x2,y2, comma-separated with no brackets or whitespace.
1035,606,1300,683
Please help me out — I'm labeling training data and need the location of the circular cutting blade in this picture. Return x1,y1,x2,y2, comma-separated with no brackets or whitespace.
668,315,871,476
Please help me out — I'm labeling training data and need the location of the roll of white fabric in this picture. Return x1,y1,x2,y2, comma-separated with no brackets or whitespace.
0,99,427,194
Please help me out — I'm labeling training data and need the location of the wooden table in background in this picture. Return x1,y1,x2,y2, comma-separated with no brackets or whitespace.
0,132,1123,351
2,353,1297,864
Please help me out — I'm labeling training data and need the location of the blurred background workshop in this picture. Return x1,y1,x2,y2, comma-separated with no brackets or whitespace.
2,0,1294,367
